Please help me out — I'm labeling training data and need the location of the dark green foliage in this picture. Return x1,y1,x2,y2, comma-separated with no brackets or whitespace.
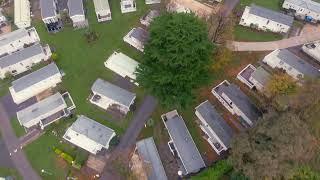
136,13,213,107
109,135,120,146
192,160,232,180
74,149,89,166
229,171,249,180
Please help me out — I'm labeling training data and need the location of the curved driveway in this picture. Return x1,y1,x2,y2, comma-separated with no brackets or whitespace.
0,103,41,180
229,31,320,51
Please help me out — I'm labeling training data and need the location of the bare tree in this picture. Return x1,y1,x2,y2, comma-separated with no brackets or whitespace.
206,12,235,44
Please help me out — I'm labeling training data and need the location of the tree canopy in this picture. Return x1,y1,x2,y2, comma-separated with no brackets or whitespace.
136,13,213,107
229,79,320,179
266,73,297,97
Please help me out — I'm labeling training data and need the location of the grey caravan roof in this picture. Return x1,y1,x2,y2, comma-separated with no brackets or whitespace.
251,66,271,86
91,78,136,107
0,28,29,47
130,27,150,44
40,0,56,18
0,44,43,68
163,112,205,174
69,116,115,146
11,63,60,92
135,137,168,180
215,83,261,122
285,0,320,13
277,49,320,78
17,93,66,125
195,101,234,148
250,4,294,26
68,0,85,16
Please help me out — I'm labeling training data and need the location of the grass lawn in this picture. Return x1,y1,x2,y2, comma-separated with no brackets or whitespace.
24,0,151,178
10,118,26,137
0,167,22,180
24,117,88,180
234,25,283,42
237,0,282,11
33,0,150,134
0,78,10,97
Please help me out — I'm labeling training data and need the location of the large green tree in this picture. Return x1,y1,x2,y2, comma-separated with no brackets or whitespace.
136,13,213,107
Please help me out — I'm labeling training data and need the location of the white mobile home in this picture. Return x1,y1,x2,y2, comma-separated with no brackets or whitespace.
17,93,69,129
14,0,31,28
302,41,320,63
40,0,59,24
0,28,40,57
63,115,116,154
262,49,320,80
162,110,205,176
237,64,271,91
132,137,168,180
120,0,136,13
145,0,160,5
0,44,52,79
68,0,87,28
9,63,62,104
140,10,160,27
93,0,112,22
239,5,293,33
123,27,149,52
90,78,136,115
212,80,261,127
104,51,139,85
195,101,234,155
282,0,320,23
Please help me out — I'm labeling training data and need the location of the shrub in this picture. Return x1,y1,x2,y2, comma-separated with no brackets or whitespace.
84,30,99,43
109,136,120,146
60,152,74,164
51,52,59,61
54,148,63,155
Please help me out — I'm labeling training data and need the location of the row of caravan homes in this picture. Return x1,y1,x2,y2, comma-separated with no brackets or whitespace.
0,28,51,79
237,48,320,96
239,0,320,34
11,63,76,130
153,50,320,177
139,81,262,177
93,0,160,22
37,0,160,32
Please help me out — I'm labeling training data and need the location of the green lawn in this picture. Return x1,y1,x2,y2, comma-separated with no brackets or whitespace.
10,118,26,137
24,0,150,178
24,117,88,180
0,78,10,97
33,0,149,134
234,25,283,42
0,167,22,180
237,0,282,11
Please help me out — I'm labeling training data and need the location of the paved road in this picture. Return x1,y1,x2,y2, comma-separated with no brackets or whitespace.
100,95,157,179
229,31,320,51
0,103,41,180
0,139,14,168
